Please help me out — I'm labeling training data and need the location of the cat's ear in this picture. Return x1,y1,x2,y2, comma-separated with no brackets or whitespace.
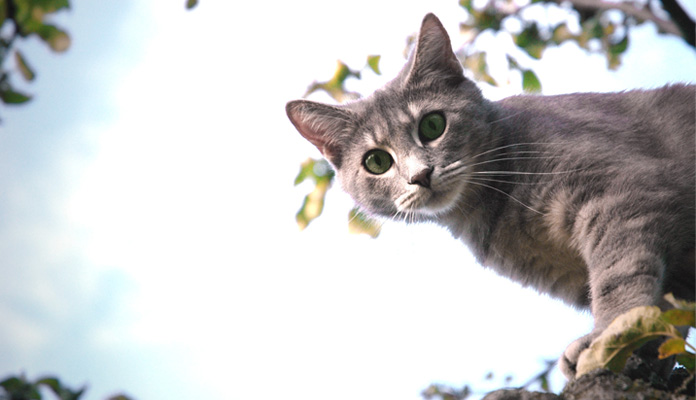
403,13,464,86
286,100,353,166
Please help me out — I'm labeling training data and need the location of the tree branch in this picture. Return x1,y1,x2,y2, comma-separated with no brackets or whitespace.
659,0,696,48
559,0,683,38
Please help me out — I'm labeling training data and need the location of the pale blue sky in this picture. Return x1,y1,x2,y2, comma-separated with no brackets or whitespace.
0,1,694,399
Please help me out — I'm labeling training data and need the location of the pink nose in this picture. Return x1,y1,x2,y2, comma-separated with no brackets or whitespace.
409,167,433,188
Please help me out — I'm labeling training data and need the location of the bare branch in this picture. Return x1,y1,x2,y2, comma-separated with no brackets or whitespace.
556,0,682,36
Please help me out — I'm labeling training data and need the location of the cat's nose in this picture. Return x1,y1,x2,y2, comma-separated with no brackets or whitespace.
409,167,434,188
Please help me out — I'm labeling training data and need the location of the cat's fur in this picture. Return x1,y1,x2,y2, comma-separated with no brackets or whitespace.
286,13,695,379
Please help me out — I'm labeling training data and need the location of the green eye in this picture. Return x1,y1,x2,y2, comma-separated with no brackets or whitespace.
363,149,393,175
419,112,446,142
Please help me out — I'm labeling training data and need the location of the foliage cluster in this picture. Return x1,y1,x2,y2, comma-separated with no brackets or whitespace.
292,0,694,236
0,374,132,400
0,0,71,107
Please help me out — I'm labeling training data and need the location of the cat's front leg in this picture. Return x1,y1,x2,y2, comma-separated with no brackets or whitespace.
559,202,668,378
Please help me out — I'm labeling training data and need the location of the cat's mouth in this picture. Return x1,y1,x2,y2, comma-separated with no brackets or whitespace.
395,181,464,217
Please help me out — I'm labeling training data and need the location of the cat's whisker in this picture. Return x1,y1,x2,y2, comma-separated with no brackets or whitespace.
465,179,545,215
468,141,568,160
465,176,546,186
464,155,561,170
469,168,587,176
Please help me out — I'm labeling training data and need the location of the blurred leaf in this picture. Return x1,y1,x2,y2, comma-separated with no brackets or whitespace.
658,337,686,359
514,23,545,59
295,158,334,230
661,308,696,327
576,306,683,377
463,52,496,86
304,61,361,102
522,69,541,93
348,208,381,238
552,23,574,44
459,0,473,12
186,0,198,9
37,376,86,400
676,353,696,372
664,293,696,311
15,50,36,81
0,88,32,104
37,24,71,52
367,55,381,75
609,34,629,55
0,375,41,400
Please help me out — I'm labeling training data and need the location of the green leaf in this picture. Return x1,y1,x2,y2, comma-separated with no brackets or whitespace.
295,158,334,230
0,88,32,104
348,208,381,238
514,23,546,59
186,0,198,9
304,61,361,103
676,353,696,372
552,24,574,44
661,308,696,327
37,24,71,52
576,306,682,378
609,34,629,55
367,55,381,75
658,337,686,359
463,52,497,86
522,70,541,93
15,50,36,81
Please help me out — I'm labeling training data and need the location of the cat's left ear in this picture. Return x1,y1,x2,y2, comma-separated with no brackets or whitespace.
404,13,464,86
286,100,353,166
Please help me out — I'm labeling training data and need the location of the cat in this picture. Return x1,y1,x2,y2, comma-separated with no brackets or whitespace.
286,13,695,379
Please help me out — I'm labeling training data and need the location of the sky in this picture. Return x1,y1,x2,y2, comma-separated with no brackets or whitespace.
0,1,694,399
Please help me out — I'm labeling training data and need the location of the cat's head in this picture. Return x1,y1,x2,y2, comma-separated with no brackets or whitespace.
287,14,495,221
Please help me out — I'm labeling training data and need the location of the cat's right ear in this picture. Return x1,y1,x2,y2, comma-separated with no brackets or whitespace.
286,100,352,166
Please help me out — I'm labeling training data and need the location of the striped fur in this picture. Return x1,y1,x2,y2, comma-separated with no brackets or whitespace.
286,13,695,379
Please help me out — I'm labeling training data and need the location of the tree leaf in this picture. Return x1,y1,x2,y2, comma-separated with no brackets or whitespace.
576,306,682,378
37,24,71,52
186,0,199,9
295,158,334,230
661,308,695,327
15,50,36,81
348,208,381,238
304,61,361,102
522,70,541,93
658,337,686,359
664,293,696,312
676,353,696,372
367,55,381,75
0,88,32,104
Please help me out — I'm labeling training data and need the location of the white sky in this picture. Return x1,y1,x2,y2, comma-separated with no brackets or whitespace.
0,0,694,399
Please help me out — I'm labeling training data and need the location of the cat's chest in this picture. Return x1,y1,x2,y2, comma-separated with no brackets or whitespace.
465,204,590,307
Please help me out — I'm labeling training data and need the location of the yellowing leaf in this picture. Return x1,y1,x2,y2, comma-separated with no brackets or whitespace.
661,308,695,327
348,208,381,238
576,306,682,378
664,293,696,311
658,337,686,359
14,50,35,81
367,55,381,75
295,158,335,230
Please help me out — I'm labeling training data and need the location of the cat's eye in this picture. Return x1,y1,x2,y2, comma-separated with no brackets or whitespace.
363,149,393,175
419,112,446,142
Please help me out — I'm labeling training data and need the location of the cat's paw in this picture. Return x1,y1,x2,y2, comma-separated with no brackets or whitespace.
559,332,597,379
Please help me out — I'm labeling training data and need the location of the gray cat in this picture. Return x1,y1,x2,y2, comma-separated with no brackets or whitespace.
286,13,695,379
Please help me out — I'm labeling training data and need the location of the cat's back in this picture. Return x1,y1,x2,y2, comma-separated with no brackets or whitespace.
497,84,695,165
